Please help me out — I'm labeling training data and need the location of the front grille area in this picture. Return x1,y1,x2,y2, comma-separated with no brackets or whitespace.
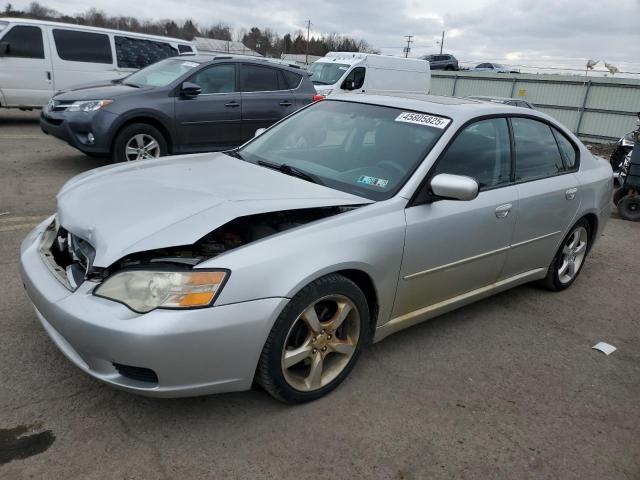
41,114,63,126
39,219,96,290
113,363,159,384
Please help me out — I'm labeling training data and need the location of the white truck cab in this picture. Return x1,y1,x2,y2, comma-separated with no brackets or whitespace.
0,18,196,109
309,52,430,97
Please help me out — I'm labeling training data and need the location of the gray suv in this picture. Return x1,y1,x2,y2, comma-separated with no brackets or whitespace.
40,55,317,162
422,54,458,71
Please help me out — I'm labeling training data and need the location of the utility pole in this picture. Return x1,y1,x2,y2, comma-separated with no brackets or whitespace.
404,35,413,58
305,20,311,65
439,31,445,54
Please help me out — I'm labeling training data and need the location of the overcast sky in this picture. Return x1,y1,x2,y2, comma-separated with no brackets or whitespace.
12,0,640,75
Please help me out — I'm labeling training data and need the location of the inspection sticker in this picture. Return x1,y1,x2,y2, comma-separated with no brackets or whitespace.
358,175,389,188
395,112,451,129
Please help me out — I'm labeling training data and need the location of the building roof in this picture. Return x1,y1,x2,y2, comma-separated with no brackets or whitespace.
193,37,261,57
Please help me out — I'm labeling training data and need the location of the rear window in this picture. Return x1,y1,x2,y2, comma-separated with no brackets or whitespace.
282,70,302,89
53,29,112,64
178,44,193,53
512,117,565,181
241,64,280,92
1,25,44,59
115,36,178,69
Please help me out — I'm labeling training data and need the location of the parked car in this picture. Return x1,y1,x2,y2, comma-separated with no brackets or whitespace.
309,52,430,97
21,94,613,403
472,63,519,73
466,95,535,109
40,55,316,162
0,17,195,109
421,53,458,71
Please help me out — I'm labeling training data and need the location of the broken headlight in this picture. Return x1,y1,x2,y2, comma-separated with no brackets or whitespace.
94,270,228,313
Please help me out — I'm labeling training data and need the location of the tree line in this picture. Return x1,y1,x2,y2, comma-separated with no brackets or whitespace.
3,2,377,56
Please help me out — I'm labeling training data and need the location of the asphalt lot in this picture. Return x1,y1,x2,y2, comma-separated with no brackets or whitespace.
0,110,639,480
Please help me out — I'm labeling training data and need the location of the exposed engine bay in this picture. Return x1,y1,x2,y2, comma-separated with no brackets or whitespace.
79,206,359,281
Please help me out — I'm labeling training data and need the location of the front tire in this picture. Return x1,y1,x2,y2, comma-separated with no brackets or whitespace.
112,123,167,163
618,195,640,221
256,274,369,403
541,219,591,291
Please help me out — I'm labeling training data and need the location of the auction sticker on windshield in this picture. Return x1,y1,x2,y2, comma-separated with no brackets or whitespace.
395,112,451,129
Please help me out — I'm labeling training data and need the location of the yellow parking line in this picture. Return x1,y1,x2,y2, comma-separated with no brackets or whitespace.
0,222,40,232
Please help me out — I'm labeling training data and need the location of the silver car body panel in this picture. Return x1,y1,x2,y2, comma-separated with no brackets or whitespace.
20,93,613,396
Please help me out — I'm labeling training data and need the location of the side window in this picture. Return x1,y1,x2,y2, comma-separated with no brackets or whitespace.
190,64,235,94
1,26,44,58
115,36,178,69
53,29,112,64
512,118,565,181
178,44,193,53
342,67,365,90
240,64,279,92
433,118,511,189
552,128,578,170
282,70,302,89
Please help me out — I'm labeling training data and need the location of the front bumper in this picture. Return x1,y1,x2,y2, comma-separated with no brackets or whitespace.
40,109,117,156
19,220,288,397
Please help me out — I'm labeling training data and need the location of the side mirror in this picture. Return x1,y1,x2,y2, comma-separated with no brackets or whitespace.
180,82,202,98
342,79,355,91
254,128,267,138
430,173,479,201
0,42,9,57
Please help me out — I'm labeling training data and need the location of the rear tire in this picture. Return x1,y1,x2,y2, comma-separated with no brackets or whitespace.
112,123,167,163
541,219,591,291
613,187,629,207
618,195,640,221
256,274,369,403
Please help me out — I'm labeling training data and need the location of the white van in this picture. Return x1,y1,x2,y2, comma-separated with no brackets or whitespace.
0,18,196,109
308,52,430,97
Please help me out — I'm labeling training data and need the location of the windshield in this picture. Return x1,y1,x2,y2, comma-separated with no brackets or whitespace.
239,100,449,201
308,62,350,85
125,58,201,87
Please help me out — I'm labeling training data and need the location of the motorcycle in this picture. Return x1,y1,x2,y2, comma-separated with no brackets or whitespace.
610,112,640,184
614,129,640,222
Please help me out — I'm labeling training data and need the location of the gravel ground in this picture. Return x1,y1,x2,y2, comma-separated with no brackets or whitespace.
0,110,639,480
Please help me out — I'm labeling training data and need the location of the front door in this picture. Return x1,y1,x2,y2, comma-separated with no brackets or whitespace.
239,63,295,141
0,24,53,107
394,117,518,318
500,117,581,278
174,63,242,151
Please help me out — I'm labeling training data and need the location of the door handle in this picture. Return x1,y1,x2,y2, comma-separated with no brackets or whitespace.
279,101,293,107
495,203,512,218
225,101,240,108
565,188,578,200
45,71,51,82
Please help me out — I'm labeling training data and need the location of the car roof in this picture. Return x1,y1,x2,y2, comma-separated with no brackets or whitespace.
175,54,308,74
0,17,190,44
467,95,528,103
326,92,550,125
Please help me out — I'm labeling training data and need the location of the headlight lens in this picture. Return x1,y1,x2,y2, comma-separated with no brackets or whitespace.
67,100,113,112
621,133,635,147
94,270,228,313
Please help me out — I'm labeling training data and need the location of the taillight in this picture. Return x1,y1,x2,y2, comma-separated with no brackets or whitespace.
312,94,325,102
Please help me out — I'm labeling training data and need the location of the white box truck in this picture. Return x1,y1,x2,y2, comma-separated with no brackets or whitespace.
0,18,196,109
308,52,430,97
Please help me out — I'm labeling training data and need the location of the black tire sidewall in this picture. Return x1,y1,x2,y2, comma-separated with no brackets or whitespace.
258,274,369,403
112,123,167,163
544,219,591,291
618,196,640,221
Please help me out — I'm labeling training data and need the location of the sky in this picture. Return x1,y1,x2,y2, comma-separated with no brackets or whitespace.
11,0,640,76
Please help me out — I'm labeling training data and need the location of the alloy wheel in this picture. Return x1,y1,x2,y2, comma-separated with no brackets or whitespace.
281,295,360,391
558,226,588,284
125,134,161,161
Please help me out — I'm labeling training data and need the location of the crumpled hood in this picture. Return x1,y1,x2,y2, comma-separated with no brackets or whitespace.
57,153,371,267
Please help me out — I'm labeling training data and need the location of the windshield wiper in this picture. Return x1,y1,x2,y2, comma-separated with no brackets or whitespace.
312,80,330,85
256,160,325,186
123,82,140,88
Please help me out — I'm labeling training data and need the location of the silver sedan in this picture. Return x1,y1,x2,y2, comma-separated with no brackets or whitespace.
20,94,613,403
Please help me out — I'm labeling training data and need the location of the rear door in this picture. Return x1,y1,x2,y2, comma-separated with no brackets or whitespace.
174,62,242,151
0,24,53,107
500,117,581,279
239,63,295,141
